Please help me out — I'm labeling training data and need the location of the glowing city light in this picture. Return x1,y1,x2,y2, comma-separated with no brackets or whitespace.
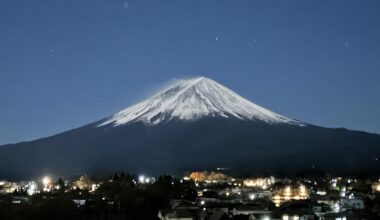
334,202,340,212
27,182,37,196
30,183,36,190
249,194,256,200
138,175,145,183
284,186,291,195
42,176,51,185
299,185,306,194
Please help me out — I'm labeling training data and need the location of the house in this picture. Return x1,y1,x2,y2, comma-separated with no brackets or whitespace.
231,204,271,216
158,209,195,220
207,210,229,220
340,198,365,210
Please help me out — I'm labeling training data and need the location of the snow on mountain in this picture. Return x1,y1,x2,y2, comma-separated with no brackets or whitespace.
99,77,303,126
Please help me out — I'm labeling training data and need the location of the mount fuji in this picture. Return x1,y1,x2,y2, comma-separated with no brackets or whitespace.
1,77,380,179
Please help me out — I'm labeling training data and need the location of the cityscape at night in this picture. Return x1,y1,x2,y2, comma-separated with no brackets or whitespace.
1,172,380,219
1,0,380,219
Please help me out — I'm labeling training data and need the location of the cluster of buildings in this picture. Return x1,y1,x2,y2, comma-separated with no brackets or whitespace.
1,173,380,219
0,175,101,205
158,172,380,220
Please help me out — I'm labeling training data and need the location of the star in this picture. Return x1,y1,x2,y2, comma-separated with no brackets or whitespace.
123,1,128,9
215,37,219,41
344,41,351,50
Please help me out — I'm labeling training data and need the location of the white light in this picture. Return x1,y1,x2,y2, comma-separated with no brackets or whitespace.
200,200,205,205
340,191,346,197
42,176,51,185
300,185,306,193
138,175,145,183
348,193,354,199
334,202,340,212
282,215,289,220
91,184,97,192
145,178,150,183
262,216,270,220
30,183,36,190
284,186,291,195
249,194,255,200
27,183,37,196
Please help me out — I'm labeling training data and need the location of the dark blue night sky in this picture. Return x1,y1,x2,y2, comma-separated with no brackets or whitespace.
1,0,380,144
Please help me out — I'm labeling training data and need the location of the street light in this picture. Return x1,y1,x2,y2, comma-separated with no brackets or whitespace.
42,176,51,186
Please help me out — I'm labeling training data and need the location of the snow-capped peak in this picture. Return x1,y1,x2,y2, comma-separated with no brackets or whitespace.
98,77,303,126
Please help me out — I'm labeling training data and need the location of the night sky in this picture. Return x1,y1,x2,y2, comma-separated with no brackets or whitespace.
1,0,380,144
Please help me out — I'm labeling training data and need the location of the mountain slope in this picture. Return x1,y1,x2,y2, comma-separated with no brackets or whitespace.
0,77,379,180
